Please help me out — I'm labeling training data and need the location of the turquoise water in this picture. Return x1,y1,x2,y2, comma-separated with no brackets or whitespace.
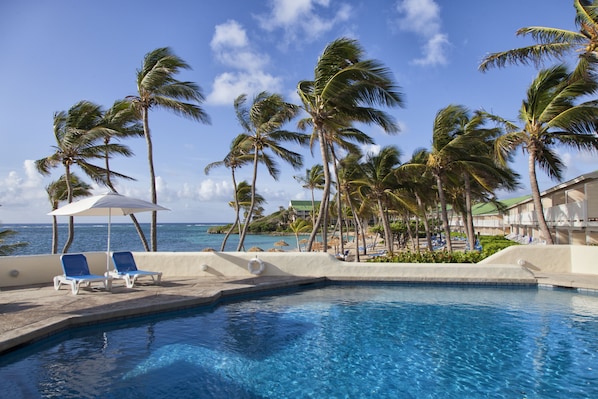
1,284,597,398
3,223,296,255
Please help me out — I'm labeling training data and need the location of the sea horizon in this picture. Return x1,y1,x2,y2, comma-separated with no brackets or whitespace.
3,222,297,256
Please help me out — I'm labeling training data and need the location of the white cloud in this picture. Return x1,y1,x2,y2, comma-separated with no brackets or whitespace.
413,33,449,66
396,0,450,66
210,20,248,50
207,71,282,105
0,161,45,207
196,179,232,201
208,20,281,105
258,0,352,44
396,0,440,34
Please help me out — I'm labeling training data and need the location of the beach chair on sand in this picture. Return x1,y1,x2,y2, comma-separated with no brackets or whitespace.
110,251,162,288
54,254,112,295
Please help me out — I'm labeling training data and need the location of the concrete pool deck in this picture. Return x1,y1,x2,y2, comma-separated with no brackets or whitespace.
2,271,598,355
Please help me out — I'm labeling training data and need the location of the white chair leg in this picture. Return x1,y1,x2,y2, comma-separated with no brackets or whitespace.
53,276,61,291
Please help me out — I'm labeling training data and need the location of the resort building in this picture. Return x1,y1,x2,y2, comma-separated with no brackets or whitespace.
289,200,320,221
452,170,598,245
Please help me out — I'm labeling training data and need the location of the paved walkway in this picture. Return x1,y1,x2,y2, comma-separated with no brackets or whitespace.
2,272,598,355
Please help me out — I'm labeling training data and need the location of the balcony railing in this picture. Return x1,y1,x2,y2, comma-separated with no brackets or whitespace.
504,200,587,227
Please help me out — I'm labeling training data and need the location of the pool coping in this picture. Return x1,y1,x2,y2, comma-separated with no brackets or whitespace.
1,272,597,356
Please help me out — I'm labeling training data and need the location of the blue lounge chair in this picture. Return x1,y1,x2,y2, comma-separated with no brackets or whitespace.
110,251,162,288
54,253,112,295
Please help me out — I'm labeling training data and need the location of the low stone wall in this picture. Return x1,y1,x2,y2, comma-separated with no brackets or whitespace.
480,244,598,275
0,250,539,289
7,243,598,288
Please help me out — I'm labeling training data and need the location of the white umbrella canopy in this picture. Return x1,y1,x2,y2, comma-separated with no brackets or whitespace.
49,191,168,217
48,192,169,272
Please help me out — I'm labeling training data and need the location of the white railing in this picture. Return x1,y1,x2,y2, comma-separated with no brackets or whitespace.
504,200,587,227
504,210,538,226
472,219,503,228
545,201,586,226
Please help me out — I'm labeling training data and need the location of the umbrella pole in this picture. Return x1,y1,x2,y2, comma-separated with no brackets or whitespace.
106,210,111,274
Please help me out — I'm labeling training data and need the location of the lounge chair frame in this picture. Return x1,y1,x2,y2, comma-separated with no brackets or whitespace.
110,251,162,288
54,254,112,295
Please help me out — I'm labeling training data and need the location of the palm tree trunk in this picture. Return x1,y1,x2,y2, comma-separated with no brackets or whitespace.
529,152,554,244
435,173,453,252
221,170,240,251
62,165,74,254
463,173,475,250
51,215,58,255
377,198,393,254
308,131,331,252
330,148,345,256
415,193,433,252
310,188,316,226
346,194,362,262
404,214,415,251
238,152,259,250
142,107,158,251
414,217,420,252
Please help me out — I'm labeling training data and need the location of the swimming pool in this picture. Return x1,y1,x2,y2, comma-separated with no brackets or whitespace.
1,284,597,398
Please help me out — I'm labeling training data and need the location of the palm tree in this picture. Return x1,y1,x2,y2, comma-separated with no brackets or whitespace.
294,165,325,225
479,0,598,77
402,105,497,252
352,146,409,254
493,65,598,244
297,37,404,252
99,99,150,251
128,47,210,251
232,91,306,251
397,149,438,252
35,101,116,253
337,152,366,260
289,218,313,251
205,134,253,251
46,174,92,254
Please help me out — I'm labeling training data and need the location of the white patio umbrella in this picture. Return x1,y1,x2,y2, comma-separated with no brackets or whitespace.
48,191,169,272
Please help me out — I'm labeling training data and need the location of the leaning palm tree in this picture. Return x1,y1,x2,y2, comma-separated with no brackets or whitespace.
402,105,493,252
352,146,409,254
46,174,92,254
223,180,257,251
233,91,307,251
397,149,438,252
289,218,312,251
294,164,325,226
492,64,598,244
35,101,117,253
128,47,210,251
337,152,367,261
326,126,375,257
205,134,253,251
479,0,598,77
297,37,404,252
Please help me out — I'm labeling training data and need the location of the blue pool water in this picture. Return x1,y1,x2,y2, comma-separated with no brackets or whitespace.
1,284,598,398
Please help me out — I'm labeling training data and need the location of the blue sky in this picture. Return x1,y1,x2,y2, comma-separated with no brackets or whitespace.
0,0,595,224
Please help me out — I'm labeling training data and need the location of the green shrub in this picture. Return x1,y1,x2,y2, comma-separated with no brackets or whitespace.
368,235,517,263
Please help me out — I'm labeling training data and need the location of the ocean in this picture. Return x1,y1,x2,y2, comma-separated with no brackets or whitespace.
2,223,297,256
